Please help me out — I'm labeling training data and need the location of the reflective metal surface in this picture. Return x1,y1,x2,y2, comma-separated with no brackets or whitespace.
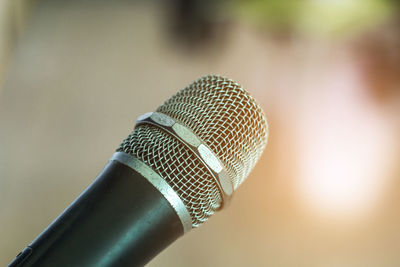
110,152,193,233
118,75,268,227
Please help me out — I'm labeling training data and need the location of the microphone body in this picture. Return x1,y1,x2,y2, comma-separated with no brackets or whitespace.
9,75,268,267
9,159,184,267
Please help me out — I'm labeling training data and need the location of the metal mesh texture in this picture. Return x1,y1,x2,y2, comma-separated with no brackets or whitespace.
117,75,268,227
117,124,222,227
157,75,268,190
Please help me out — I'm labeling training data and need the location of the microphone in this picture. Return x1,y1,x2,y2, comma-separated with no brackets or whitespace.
9,75,268,267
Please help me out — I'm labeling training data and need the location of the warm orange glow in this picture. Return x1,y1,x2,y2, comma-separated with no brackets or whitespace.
297,59,395,220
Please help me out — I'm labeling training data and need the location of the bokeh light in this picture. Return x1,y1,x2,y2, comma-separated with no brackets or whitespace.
297,52,397,221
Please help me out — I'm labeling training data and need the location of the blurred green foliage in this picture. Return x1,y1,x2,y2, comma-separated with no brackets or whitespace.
236,0,303,32
236,0,393,36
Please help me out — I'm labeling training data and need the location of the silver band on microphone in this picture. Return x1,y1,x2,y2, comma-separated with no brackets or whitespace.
135,112,234,207
110,151,193,233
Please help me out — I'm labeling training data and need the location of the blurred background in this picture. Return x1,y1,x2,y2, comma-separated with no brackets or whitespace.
1,0,400,266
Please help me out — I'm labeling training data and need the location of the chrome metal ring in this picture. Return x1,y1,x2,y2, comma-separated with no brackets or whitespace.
135,112,233,208
110,151,193,233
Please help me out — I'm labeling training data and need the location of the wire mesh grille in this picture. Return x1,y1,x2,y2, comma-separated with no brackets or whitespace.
117,75,267,227
117,124,222,227
157,75,268,190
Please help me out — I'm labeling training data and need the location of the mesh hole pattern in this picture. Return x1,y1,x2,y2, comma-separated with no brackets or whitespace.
157,75,268,189
117,75,267,227
117,124,222,227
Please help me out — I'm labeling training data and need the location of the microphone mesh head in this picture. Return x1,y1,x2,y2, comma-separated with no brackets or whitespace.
118,75,268,227
157,75,268,189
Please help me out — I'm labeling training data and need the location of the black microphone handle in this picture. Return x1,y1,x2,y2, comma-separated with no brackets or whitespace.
9,159,185,267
